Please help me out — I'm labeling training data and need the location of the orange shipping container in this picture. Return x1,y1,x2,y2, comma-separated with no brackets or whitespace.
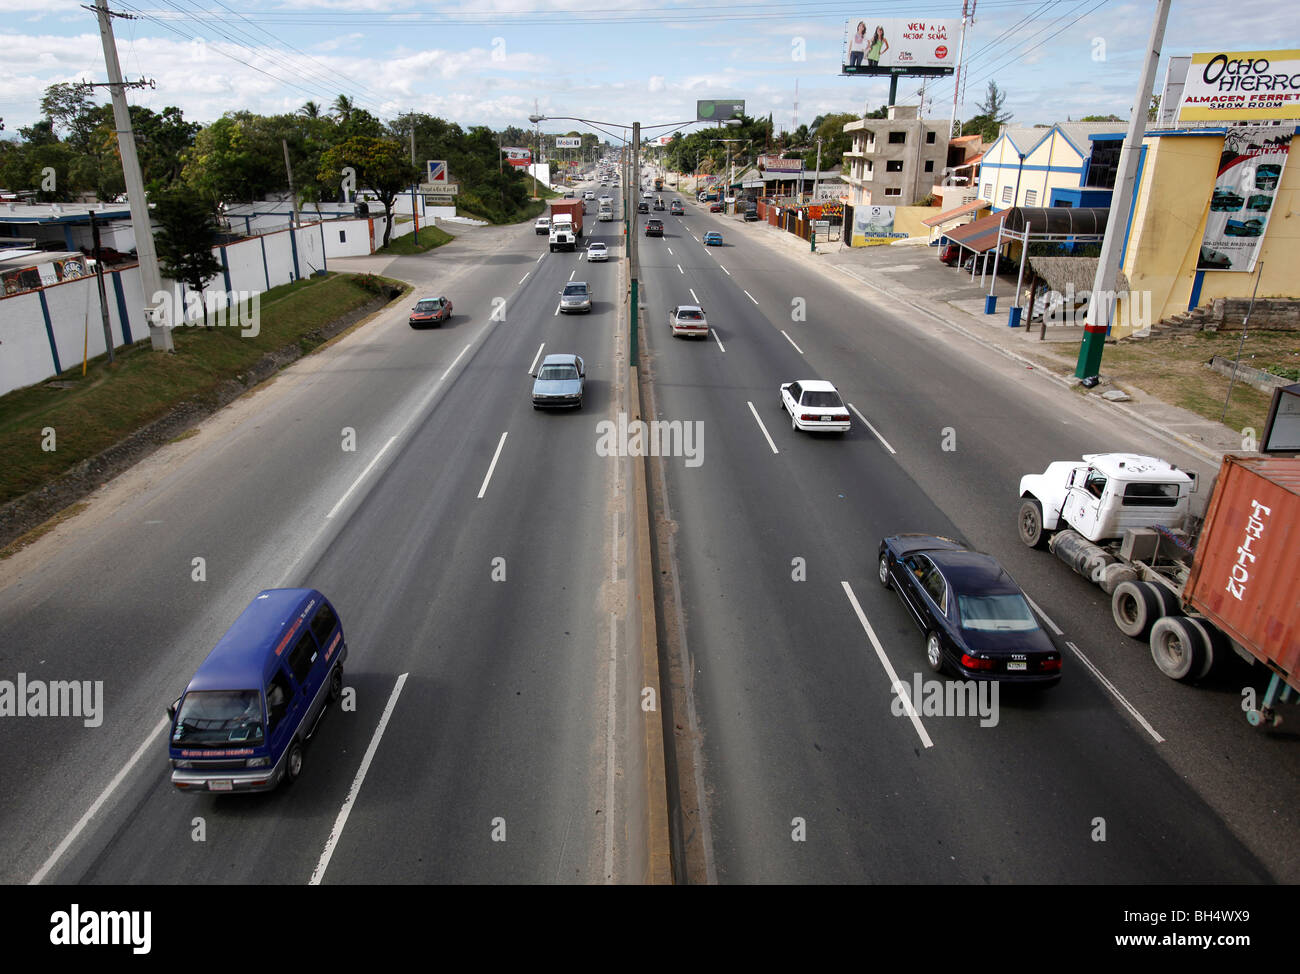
1185,454,1300,687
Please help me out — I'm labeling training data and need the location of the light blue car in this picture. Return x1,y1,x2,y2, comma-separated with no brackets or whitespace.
531,353,585,409
703,231,723,246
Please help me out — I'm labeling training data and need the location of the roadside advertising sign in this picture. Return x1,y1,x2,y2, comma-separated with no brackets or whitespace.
851,204,909,246
555,137,581,149
1198,125,1289,273
1178,50,1300,121
842,18,956,76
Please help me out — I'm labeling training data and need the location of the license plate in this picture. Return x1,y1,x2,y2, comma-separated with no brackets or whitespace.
209,780,233,792
1006,661,1027,672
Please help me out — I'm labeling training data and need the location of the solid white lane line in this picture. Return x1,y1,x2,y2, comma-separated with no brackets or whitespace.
604,611,617,883
327,436,397,519
743,290,758,305
711,329,726,352
477,431,509,499
781,330,803,354
537,253,545,262
847,404,896,455
689,288,699,303
747,401,779,454
842,581,934,749
29,718,168,884
677,264,684,275
518,272,530,285
528,342,546,375
439,343,471,383
310,673,409,885
1064,640,1165,743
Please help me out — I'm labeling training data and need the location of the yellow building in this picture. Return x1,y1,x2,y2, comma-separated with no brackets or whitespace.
1116,126,1299,338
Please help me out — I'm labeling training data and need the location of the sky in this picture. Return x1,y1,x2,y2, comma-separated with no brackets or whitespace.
0,0,1291,146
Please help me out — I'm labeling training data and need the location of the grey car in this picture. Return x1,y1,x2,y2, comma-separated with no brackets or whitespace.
559,281,592,313
531,353,585,409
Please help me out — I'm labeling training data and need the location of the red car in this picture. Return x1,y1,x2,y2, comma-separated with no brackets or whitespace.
409,295,452,328
939,243,960,266
709,201,724,213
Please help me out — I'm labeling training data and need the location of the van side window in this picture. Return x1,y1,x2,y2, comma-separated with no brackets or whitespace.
266,672,291,733
287,630,318,685
310,602,338,647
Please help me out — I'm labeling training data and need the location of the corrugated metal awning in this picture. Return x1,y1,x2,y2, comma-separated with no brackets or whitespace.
922,199,988,227
1003,206,1109,235
941,211,1007,253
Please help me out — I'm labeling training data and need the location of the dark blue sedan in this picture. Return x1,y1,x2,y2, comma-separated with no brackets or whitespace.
877,535,1062,685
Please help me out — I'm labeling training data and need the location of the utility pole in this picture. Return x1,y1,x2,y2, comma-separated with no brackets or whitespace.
89,211,114,363
812,137,823,203
949,0,974,138
282,139,299,230
91,0,172,351
630,122,640,367
1076,0,1169,380
406,112,419,244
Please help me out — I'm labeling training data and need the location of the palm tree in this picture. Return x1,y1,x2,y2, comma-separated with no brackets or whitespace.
299,101,322,119
330,95,355,125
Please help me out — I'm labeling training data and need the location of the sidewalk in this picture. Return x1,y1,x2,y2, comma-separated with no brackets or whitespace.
719,205,1245,463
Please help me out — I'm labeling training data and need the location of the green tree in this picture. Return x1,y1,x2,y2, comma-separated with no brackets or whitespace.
319,136,419,248
153,186,224,326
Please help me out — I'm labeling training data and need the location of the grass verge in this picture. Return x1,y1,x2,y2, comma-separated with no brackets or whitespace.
0,271,405,508
375,224,455,255
1018,330,1297,435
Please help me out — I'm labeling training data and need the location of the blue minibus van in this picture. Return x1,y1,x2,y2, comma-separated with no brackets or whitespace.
167,588,347,793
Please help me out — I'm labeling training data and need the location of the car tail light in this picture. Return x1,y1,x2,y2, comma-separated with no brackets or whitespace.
959,653,997,671
800,414,819,422
1039,657,1062,672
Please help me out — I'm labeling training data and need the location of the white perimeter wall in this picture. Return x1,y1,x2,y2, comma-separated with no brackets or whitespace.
0,218,394,396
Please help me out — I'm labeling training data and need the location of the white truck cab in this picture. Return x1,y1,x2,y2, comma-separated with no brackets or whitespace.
549,215,577,252
1019,453,1197,547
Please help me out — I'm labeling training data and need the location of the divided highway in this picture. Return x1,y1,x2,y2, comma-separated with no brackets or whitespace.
636,183,1290,883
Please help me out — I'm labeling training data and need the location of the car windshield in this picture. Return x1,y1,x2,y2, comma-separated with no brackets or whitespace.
563,284,587,296
538,365,578,381
590,245,606,251
172,690,264,746
415,299,441,312
957,593,1040,632
677,310,704,320
802,390,843,407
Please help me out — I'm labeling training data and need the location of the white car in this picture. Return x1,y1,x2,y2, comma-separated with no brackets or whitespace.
598,195,612,204
587,242,609,262
668,304,708,339
642,191,653,199
779,380,851,433
535,217,550,235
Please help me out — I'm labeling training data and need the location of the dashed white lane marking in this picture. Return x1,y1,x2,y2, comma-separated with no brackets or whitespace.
747,401,779,454
847,404,896,455
781,330,803,354
477,432,509,499
842,581,933,749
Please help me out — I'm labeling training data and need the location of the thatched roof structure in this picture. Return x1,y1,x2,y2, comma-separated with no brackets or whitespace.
1027,255,1130,295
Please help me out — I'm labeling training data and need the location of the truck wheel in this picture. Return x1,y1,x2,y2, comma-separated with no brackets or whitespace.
1111,580,1160,640
1186,617,1229,680
1150,616,1207,682
1146,582,1183,618
329,665,343,702
1017,498,1049,549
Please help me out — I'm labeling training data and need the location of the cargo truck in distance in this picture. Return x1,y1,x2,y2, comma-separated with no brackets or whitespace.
1018,453,1300,726
654,176,664,192
548,199,585,252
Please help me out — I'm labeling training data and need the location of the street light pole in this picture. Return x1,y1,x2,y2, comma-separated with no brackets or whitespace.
630,121,641,367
